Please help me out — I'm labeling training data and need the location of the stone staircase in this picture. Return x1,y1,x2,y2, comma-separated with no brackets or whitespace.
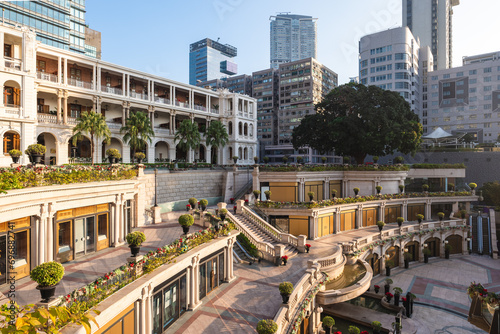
233,213,299,259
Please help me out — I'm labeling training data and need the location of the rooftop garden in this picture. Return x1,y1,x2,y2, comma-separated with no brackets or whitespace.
0,165,137,194
259,162,466,173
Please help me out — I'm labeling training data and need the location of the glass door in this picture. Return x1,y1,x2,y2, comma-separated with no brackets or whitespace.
199,263,207,299
207,259,214,294
0,235,6,285
86,217,95,254
74,217,96,258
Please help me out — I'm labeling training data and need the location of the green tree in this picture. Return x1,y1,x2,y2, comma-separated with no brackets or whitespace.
72,110,110,165
292,83,423,164
120,111,154,160
205,120,229,164
481,181,500,208
174,119,201,161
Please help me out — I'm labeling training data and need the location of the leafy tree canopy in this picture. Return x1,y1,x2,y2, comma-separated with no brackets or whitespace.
72,110,110,165
174,119,201,153
480,181,500,208
120,111,154,156
292,83,423,164
205,120,229,164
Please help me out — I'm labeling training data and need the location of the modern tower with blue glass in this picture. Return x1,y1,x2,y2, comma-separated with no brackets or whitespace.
0,0,101,58
189,38,237,86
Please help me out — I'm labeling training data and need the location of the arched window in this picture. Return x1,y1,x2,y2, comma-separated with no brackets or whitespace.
228,121,233,135
244,147,248,160
244,123,248,136
229,147,233,159
238,147,242,159
3,131,20,154
249,124,254,137
238,122,242,136
3,86,20,107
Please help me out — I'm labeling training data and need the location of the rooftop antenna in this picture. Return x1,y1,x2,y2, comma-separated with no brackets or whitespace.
217,37,220,42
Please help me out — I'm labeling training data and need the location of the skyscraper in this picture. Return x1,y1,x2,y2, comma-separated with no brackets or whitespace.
270,14,317,70
189,38,237,85
0,0,101,58
403,0,460,71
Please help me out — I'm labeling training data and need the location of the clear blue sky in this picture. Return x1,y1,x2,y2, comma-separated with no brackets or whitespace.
86,0,500,85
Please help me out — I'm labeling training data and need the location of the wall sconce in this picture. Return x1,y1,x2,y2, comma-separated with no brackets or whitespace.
444,240,448,244
423,243,428,248
404,248,408,253
466,238,471,242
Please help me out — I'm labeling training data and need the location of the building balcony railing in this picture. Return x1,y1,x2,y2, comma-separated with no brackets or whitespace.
38,113,77,125
129,91,148,100
68,78,93,90
101,85,123,96
193,105,206,111
3,105,20,116
37,71,58,83
154,127,170,135
154,96,170,105
5,57,22,70
106,121,122,129
211,108,219,114
175,100,189,108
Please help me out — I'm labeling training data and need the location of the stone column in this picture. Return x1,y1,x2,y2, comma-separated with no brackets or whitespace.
56,89,62,123
334,209,341,233
356,205,363,229
189,255,201,310
226,238,235,281
298,179,305,202
323,179,329,200
63,90,68,125
63,58,67,85
113,195,120,246
379,203,386,223
310,213,318,240
46,203,55,262
38,204,47,265
122,102,128,126
425,200,432,220
139,284,153,334
402,200,408,221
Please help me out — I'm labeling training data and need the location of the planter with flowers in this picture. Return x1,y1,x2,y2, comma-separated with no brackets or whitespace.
385,259,394,276
307,191,314,201
417,214,424,224
264,190,272,201
106,148,121,164
397,217,404,228
331,189,337,199
179,214,194,234
188,197,198,210
126,231,146,257
218,209,228,231
403,252,412,269
200,199,208,211
134,152,146,164
445,243,452,259
305,244,311,253
186,204,191,211
281,255,288,266
230,197,235,204
376,185,382,195
393,287,403,306
25,144,46,164
399,184,405,193
485,292,499,314
353,187,360,196
469,182,477,194
322,316,335,334
385,292,393,303
377,221,385,232
253,190,261,201
384,278,393,294
423,247,431,263
437,212,445,222
30,261,65,302
278,281,293,304
8,149,22,164
467,282,487,299
374,285,380,293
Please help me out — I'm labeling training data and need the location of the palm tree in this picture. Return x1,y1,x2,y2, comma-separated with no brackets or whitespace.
174,119,201,162
72,110,111,165
205,120,229,164
120,111,154,161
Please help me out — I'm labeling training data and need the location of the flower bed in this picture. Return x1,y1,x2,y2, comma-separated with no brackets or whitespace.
59,221,235,313
255,191,473,210
0,165,137,193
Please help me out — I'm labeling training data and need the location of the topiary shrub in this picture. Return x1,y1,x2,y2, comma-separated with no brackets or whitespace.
322,316,335,328
178,214,194,227
469,182,477,190
348,325,360,334
256,319,277,334
200,199,208,207
134,152,146,160
396,217,404,225
188,197,198,208
394,156,404,164
437,212,445,220
422,184,429,192
372,156,379,163
126,231,146,246
106,148,121,158
279,282,294,295
219,208,228,215
25,144,46,155
371,321,382,331
8,149,22,157
263,157,269,163
30,261,64,287
376,221,385,228
253,190,261,199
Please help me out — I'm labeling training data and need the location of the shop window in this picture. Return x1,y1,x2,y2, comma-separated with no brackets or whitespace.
13,230,30,278
152,275,187,333
97,213,109,251
58,221,73,262
3,131,20,154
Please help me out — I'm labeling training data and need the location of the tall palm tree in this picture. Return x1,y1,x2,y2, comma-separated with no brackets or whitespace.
120,111,154,160
174,119,201,162
205,120,229,164
72,110,111,165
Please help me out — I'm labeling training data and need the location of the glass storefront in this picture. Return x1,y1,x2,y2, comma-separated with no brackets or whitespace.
152,273,187,334
0,217,32,281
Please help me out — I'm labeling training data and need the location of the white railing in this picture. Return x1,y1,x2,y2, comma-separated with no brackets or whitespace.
154,128,170,135
5,57,22,70
175,100,189,108
101,85,123,95
129,91,148,100
312,246,343,271
37,71,58,83
68,78,93,90
211,108,220,114
193,105,206,111
38,114,57,124
154,96,170,105
106,122,122,129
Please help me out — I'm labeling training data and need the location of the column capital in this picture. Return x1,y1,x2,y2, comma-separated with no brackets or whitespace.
63,90,69,98
57,89,63,98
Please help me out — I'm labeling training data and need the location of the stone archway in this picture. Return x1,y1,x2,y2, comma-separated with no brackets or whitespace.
405,241,420,262
424,237,441,258
155,141,169,162
37,132,57,165
445,235,463,254
365,252,380,276
68,136,91,161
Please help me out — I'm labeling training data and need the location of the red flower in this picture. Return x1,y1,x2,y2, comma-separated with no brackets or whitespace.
402,297,407,302
130,263,134,267
186,204,191,208
335,332,342,334
374,285,380,289
361,331,369,334
281,255,288,260
386,292,393,297
305,244,312,248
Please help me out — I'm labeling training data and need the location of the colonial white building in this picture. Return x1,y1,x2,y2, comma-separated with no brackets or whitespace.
0,24,258,167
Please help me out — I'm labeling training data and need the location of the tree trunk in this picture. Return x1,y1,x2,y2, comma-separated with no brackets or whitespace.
353,153,366,165
91,134,95,165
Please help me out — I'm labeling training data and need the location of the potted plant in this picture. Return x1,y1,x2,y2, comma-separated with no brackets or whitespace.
375,185,382,194
8,149,21,164
126,231,146,257
396,217,404,227
448,183,455,191
219,208,228,222
348,325,360,334
321,156,327,164
403,252,412,268
134,152,146,163
305,243,311,253
186,204,191,211
264,190,272,201
437,212,445,221
253,190,261,201
459,209,467,219
373,156,379,164
374,284,380,293
263,156,269,164
322,316,335,334
469,182,477,193
385,259,394,276
343,156,350,164
256,319,277,334
233,205,237,214
232,156,239,164
296,156,303,164
254,156,259,164
385,292,394,303
230,197,235,204
178,214,194,234
485,292,499,313
25,144,46,164
30,261,64,302
281,255,288,266
445,243,452,259
371,321,383,334
384,278,393,294
106,148,121,164
331,189,337,199
278,281,293,304
422,184,429,192
188,197,198,209
394,156,404,164
423,247,431,263
417,214,424,224
353,187,360,196
393,287,403,306
376,221,385,232
200,199,208,211
307,191,315,201
399,184,405,193
282,156,288,164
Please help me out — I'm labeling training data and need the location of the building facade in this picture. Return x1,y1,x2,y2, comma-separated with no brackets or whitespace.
403,0,460,70
196,74,252,96
189,38,238,85
0,24,257,167
270,14,317,70
359,27,424,115
424,51,500,142
0,0,101,58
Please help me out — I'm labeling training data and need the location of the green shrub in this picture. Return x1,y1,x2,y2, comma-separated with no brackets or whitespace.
322,316,335,328
134,152,146,160
296,156,303,163
219,208,228,215
353,187,360,193
30,261,64,287
469,182,477,190
106,148,121,158
376,221,385,228
422,184,429,191
253,190,261,198
423,248,432,256
404,252,413,261
343,156,350,163
126,231,146,246
188,197,198,207
263,157,269,163
8,149,21,157
399,184,405,192
279,282,294,295
393,287,403,294
282,156,288,163
372,156,379,163
437,212,445,219
321,157,327,163
385,278,393,285
412,163,466,169
25,144,46,155
376,185,382,192
232,156,239,161
236,233,259,258
178,214,194,227
397,217,404,224
459,209,467,218
445,243,453,251
307,191,315,198
256,319,277,334
264,190,272,199
348,325,360,334
416,214,424,221
200,199,208,207
371,321,382,331
385,259,394,268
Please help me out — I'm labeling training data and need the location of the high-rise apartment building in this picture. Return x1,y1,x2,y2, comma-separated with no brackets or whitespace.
359,27,424,115
189,38,237,85
196,74,252,96
0,0,101,58
403,0,460,70
270,14,317,70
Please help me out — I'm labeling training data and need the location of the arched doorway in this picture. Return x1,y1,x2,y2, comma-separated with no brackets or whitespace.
3,130,20,155
425,237,440,258
198,145,206,162
102,138,123,162
445,235,463,254
405,241,420,262
176,144,187,161
155,141,169,162
385,246,400,268
366,252,380,276
68,136,91,162
37,133,57,165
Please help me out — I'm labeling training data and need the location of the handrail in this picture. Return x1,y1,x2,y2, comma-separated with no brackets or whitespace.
234,240,258,263
310,245,343,271
233,180,252,201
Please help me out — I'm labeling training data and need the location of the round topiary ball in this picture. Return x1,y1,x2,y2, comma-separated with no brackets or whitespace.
30,261,64,287
178,214,194,227
256,319,278,334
